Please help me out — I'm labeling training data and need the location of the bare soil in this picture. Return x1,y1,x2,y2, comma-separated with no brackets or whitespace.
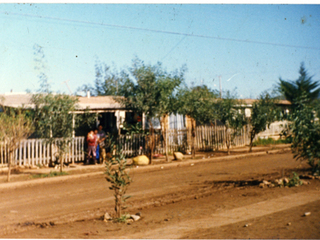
1,150,320,239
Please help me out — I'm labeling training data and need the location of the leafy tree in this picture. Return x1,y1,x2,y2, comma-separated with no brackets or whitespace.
278,62,320,107
0,103,34,182
215,91,247,155
247,92,280,152
290,94,320,175
117,58,185,163
31,44,95,172
32,93,79,172
77,60,132,97
155,65,185,162
177,85,219,158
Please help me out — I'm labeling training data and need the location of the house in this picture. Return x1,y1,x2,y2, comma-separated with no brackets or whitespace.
0,92,136,135
240,99,291,118
0,92,176,136
239,99,291,140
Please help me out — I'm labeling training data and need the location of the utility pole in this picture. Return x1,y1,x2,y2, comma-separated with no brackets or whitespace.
62,80,73,95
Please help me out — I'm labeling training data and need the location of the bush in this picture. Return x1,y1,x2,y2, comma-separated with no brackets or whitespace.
286,172,302,187
31,171,69,179
105,142,132,219
252,137,291,146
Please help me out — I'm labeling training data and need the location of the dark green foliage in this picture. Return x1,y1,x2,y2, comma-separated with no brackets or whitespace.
122,122,144,135
32,93,78,139
216,91,247,154
252,137,291,146
117,58,185,163
248,92,280,152
105,141,132,219
121,58,185,120
177,85,218,125
286,172,303,187
177,85,219,157
31,93,80,172
291,94,320,175
77,60,134,97
79,58,185,162
278,62,320,106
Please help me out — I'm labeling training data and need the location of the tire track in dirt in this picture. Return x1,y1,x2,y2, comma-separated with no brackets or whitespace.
0,152,304,236
123,190,320,239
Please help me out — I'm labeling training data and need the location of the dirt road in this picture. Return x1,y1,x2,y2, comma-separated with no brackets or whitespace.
1,151,320,238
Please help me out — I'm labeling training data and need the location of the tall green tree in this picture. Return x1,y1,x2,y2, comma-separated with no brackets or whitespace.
32,44,95,171
77,60,132,97
117,58,185,163
215,91,247,155
177,85,219,158
278,62,320,106
247,92,280,152
290,94,320,174
32,93,79,172
155,66,185,162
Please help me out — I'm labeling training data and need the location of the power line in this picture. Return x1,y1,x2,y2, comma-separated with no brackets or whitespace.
161,35,187,61
1,11,320,51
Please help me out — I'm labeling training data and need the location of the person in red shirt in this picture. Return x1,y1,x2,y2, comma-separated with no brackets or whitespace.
86,130,97,164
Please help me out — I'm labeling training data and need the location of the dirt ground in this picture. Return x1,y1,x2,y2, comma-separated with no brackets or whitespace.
1,150,320,239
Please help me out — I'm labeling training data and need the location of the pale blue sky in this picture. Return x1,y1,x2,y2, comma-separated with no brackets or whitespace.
0,4,319,98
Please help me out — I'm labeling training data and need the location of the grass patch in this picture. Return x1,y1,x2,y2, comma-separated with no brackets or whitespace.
252,137,291,146
31,171,69,179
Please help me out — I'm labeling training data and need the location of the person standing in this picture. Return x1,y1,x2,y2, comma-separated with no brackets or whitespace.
97,125,107,164
94,129,100,164
86,130,97,164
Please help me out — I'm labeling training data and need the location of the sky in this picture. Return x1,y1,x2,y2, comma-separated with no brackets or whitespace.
0,3,319,98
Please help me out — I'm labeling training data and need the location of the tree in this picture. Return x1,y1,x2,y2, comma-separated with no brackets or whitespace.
0,104,33,182
155,66,185,162
77,60,132,97
290,94,320,175
105,141,132,219
177,85,219,158
215,91,247,155
247,92,280,152
31,93,79,172
32,43,95,171
278,62,320,107
116,58,185,164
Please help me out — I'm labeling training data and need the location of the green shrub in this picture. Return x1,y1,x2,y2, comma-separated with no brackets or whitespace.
252,137,291,146
31,171,69,179
286,172,302,187
105,142,132,219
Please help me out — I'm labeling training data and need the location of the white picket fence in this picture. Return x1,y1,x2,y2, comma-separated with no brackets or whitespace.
0,124,266,167
0,137,85,167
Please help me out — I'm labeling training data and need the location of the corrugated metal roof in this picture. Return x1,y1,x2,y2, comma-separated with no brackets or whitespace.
241,99,291,106
0,93,291,111
0,93,125,110
0,93,35,108
77,96,125,110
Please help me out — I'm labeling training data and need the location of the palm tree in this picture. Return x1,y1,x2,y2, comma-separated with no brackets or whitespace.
278,62,320,105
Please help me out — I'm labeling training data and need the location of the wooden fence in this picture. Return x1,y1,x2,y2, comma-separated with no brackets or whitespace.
195,125,250,151
0,126,251,167
120,126,250,157
0,137,85,167
167,125,250,153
